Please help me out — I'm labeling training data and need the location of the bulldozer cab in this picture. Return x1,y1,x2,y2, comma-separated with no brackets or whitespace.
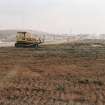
16,32,32,41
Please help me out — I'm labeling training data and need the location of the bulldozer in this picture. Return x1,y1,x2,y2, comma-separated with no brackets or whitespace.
15,32,42,48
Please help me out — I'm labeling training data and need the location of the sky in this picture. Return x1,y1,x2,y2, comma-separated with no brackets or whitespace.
0,0,105,34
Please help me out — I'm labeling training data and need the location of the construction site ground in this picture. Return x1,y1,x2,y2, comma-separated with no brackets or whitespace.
0,43,105,105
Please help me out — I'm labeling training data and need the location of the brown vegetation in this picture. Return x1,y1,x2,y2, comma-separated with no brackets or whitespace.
0,43,105,105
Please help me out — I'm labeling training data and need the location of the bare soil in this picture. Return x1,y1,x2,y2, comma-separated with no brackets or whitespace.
0,43,105,105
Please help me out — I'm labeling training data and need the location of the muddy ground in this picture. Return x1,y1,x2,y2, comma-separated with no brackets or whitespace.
0,43,105,105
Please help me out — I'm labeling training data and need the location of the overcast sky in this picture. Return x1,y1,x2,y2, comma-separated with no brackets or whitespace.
0,0,105,34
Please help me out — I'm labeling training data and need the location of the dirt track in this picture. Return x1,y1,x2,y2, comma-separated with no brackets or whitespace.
0,43,105,105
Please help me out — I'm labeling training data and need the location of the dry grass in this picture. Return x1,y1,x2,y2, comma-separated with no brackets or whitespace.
0,43,105,105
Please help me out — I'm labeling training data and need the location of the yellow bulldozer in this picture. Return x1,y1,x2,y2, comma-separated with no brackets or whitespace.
15,32,42,48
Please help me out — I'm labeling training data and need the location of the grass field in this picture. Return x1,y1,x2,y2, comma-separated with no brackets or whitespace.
0,43,105,105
